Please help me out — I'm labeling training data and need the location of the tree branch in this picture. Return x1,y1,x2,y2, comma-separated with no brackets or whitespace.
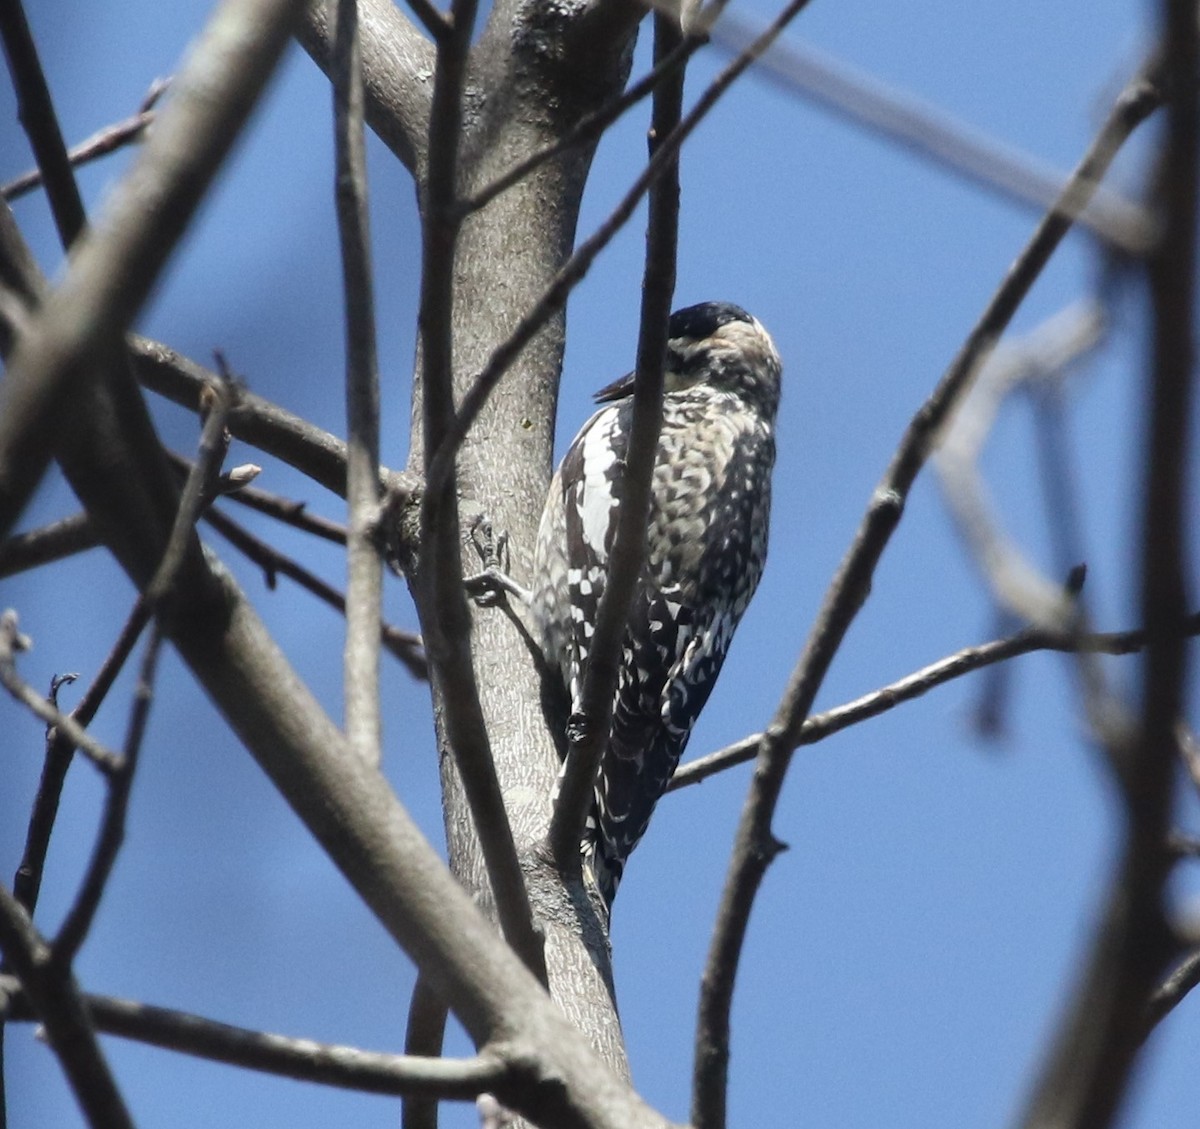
709,10,1151,253
1,78,168,202
297,0,436,174
0,890,132,1129
404,976,451,1129
413,0,545,979
0,512,97,578
0,0,309,539
0,976,508,1100
670,613,1200,791
12,598,153,915
0,975,508,1100
131,336,383,500
693,58,1164,1129
200,504,427,679
1018,4,1195,1124
0,0,88,246
333,0,385,767
547,11,684,876
0,612,123,775
459,32,701,217
425,0,818,509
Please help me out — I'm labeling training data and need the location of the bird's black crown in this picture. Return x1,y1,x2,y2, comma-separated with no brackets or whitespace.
667,301,754,341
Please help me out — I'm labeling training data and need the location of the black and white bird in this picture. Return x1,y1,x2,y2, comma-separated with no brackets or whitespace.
532,301,782,912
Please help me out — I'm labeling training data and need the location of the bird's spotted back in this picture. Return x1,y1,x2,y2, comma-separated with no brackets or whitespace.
532,302,782,913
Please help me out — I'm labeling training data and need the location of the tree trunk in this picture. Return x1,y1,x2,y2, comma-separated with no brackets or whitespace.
406,1,640,1074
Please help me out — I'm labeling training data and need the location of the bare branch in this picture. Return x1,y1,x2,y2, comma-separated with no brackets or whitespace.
10,674,78,913
708,11,1152,253
413,0,545,980
0,611,123,775
132,336,380,499
0,0,310,539
693,60,1164,1129
459,33,701,217
0,890,133,1128
53,387,232,964
0,0,88,245
1,78,168,202
53,628,163,966
1142,947,1200,1040
548,12,684,876
0,464,347,580
670,613,1200,792
221,478,350,543
0,976,508,1100
333,0,385,767
935,301,1108,628
425,0,819,509
404,976,450,1129
201,504,427,679
12,599,153,918
297,0,436,173
1018,5,1196,1124
0,512,98,577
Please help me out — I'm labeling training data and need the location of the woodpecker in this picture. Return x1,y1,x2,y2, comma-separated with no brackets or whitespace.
532,301,782,912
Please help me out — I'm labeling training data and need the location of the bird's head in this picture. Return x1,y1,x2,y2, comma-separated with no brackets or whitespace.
595,301,782,417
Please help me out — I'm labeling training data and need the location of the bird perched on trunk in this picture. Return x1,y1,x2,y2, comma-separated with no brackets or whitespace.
531,301,783,913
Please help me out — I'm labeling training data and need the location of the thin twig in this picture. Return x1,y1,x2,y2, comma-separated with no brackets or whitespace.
670,613,1200,791
0,0,310,539
10,673,80,912
146,379,234,604
1018,6,1195,1125
0,511,98,577
1,78,169,202
403,976,450,1129
0,976,507,1099
12,599,153,914
53,628,163,966
0,611,122,774
1141,947,1200,1040
424,0,819,506
165,448,350,542
133,337,370,500
227,481,349,543
0,892,132,1128
708,11,1151,253
459,34,701,217
403,0,451,42
200,503,427,678
693,60,1164,1129
414,0,545,981
0,0,88,245
53,381,232,964
333,0,385,767
547,12,684,876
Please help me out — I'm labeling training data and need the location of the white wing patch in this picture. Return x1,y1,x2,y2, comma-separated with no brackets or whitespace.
578,408,621,561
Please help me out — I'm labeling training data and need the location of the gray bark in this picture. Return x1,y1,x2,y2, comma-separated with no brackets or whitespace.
406,0,641,1073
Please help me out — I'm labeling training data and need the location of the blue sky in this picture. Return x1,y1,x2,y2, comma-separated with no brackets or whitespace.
2,2,1198,1127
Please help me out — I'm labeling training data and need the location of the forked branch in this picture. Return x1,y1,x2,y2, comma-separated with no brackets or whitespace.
693,55,1165,1129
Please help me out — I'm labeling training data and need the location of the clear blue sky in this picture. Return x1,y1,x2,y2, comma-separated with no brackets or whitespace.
3,2,1198,1127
